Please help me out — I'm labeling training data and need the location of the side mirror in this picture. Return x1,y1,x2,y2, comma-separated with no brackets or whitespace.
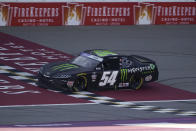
96,67,102,71
96,63,104,71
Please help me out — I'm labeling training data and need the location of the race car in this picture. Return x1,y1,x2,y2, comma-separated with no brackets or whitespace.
37,49,159,92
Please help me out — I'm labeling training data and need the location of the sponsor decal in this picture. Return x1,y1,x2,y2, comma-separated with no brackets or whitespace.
118,82,129,87
145,75,152,82
142,70,155,74
120,69,128,82
120,57,133,68
91,72,97,82
52,63,78,71
85,3,133,25
2,3,62,26
156,2,196,24
12,6,59,18
67,81,74,87
128,64,155,73
94,50,118,57
150,64,155,70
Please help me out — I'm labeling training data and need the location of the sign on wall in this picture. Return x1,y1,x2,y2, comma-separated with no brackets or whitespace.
0,2,196,26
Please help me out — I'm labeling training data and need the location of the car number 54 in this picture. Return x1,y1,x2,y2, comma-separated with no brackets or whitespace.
99,71,119,86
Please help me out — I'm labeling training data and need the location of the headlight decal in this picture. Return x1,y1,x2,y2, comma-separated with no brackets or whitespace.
53,74,71,78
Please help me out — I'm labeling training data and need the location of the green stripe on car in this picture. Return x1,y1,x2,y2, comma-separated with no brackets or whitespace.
52,64,78,71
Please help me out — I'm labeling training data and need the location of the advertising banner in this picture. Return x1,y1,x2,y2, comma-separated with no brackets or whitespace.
0,2,135,26
134,2,196,25
62,2,135,25
0,2,196,26
0,3,63,26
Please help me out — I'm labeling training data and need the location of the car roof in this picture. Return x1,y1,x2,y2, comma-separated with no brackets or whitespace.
83,49,119,58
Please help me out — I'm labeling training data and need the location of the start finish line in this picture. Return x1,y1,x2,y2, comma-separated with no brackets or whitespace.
0,32,92,106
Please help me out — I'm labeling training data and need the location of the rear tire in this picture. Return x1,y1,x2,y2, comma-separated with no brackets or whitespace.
129,75,144,90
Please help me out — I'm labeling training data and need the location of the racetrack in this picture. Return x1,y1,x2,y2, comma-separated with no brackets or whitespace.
0,25,196,127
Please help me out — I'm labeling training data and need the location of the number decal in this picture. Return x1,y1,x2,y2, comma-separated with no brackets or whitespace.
99,71,110,86
99,71,118,86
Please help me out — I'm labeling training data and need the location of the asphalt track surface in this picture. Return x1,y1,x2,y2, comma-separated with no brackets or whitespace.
0,25,196,128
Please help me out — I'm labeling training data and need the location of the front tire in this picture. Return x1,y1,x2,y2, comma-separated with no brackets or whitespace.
72,76,87,92
129,75,144,90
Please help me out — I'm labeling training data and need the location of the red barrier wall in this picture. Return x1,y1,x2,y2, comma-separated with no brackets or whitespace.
0,2,196,26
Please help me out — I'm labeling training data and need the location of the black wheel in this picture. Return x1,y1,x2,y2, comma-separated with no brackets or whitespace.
72,76,87,92
129,75,144,90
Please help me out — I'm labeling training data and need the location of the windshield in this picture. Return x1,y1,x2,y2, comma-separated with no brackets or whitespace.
71,55,100,68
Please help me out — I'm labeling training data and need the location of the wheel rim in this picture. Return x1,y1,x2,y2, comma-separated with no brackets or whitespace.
129,75,144,90
78,79,85,90
73,77,87,92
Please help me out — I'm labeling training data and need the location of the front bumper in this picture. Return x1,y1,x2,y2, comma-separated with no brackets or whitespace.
37,73,69,90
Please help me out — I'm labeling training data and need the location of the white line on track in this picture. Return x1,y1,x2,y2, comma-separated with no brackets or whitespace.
0,103,97,108
116,123,196,129
129,99,196,103
15,123,72,127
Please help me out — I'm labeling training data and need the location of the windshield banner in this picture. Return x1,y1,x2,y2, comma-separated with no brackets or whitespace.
0,2,196,26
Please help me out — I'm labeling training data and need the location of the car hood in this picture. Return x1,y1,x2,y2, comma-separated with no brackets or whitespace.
41,61,90,78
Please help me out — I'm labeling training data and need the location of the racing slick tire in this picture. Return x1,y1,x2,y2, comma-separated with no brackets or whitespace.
129,75,144,90
72,76,87,92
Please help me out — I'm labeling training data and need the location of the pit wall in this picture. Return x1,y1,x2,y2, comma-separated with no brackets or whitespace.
0,1,196,26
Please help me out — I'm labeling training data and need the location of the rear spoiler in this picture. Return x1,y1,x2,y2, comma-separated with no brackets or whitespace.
131,55,155,63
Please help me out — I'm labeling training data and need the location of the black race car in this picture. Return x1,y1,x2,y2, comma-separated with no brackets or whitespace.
37,49,158,92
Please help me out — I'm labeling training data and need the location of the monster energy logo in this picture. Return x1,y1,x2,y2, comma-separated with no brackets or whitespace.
121,69,128,82
128,64,156,73
150,64,155,70
52,64,78,71
94,50,118,57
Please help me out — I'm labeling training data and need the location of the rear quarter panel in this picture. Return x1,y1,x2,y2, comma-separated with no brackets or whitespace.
130,55,159,83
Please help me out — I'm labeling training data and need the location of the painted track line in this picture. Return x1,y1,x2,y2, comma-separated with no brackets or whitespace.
15,123,72,127
70,91,196,116
116,123,196,129
0,103,97,108
1,63,196,116
1,62,196,116
128,99,196,103
1,117,196,128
